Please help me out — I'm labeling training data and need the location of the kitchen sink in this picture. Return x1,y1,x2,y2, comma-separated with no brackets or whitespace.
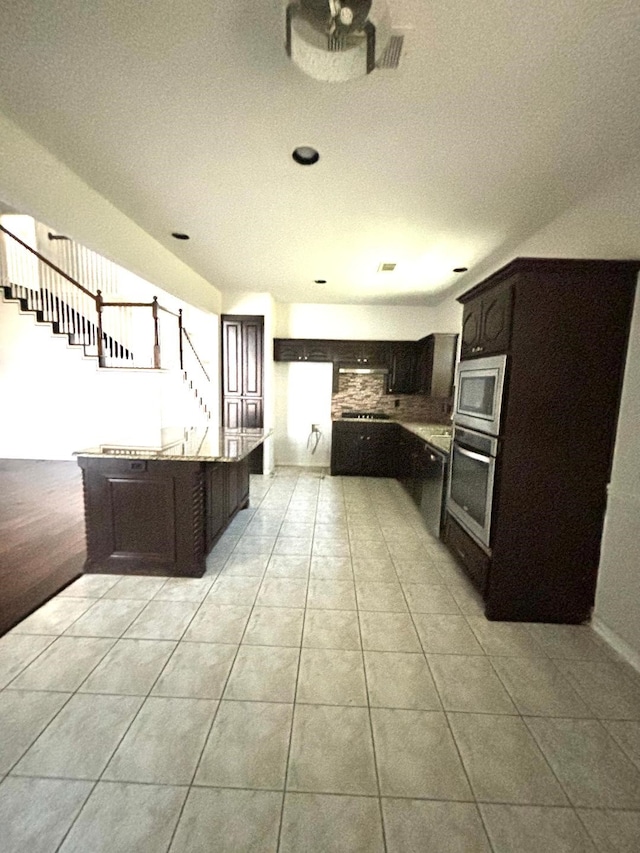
426,434,451,452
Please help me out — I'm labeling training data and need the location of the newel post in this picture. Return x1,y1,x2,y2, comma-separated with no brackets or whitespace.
152,296,161,368
96,290,105,367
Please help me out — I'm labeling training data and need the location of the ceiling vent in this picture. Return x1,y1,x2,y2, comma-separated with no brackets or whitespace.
378,262,396,271
286,0,400,82
376,33,403,69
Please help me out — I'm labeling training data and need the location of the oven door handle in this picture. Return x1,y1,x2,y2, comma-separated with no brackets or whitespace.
455,445,491,464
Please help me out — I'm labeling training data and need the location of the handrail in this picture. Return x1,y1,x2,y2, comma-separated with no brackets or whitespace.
1,221,203,379
0,223,97,301
156,303,180,318
0,223,178,316
181,326,211,383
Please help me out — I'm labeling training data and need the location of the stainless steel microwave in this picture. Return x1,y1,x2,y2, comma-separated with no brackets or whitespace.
453,354,507,436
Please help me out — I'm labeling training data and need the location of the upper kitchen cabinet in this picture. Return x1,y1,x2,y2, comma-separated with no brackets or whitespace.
415,334,459,396
386,342,417,394
273,338,333,362
460,280,513,359
331,340,390,366
331,421,399,477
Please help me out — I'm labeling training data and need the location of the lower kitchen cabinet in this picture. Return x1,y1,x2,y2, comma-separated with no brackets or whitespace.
330,421,399,477
204,459,249,550
442,512,490,595
78,456,250,577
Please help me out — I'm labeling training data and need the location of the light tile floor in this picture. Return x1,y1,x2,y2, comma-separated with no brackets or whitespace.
1,468,640,852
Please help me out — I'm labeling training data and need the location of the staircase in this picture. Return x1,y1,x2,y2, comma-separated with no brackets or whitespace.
1,281,134,364
0,218,212,423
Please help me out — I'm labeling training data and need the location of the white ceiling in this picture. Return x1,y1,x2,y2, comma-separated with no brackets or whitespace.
0,1,639,305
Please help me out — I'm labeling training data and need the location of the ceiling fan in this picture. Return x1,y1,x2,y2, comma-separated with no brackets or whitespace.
285,0,399,82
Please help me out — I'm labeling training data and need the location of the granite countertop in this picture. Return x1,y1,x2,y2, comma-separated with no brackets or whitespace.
75,427,271,463
400,422,452,454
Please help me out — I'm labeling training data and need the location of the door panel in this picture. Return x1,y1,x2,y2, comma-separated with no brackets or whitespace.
224,398,242,430
243,321,263,397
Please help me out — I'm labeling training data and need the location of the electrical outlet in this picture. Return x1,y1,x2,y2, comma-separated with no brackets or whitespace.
311,423,321,433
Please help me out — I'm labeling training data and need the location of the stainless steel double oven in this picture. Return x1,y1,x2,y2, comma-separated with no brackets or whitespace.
447,354,507,550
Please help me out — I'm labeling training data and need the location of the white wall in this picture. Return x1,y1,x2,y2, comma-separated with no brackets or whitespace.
0,298,177,457
594,292,640,668
0,110,220,314
276,301,462,339
274,363,334,468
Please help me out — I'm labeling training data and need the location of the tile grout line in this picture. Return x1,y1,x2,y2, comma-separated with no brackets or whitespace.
349,483,390,853
383,505,499,853
166,470,286,853
275,467,317,853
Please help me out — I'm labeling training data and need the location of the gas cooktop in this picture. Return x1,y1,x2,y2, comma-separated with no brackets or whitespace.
341,411,391,420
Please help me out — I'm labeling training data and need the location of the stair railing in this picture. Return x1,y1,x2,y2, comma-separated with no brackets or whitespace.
179,311,213,421
0,223,179,369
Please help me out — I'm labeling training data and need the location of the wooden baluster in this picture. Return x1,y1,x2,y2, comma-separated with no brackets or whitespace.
96,290,105,366
152,296,160,368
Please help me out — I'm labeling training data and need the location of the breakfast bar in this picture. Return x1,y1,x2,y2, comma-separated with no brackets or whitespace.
76,428,268,578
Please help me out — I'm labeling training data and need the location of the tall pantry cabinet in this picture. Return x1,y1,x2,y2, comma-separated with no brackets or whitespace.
221,315,264,473
444,257,640,623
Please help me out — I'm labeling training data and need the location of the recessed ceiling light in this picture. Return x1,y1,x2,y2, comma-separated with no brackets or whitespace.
171,232,190,240
378,262,396,272
292,146,320,165
453,267,468,273
314,279,327,284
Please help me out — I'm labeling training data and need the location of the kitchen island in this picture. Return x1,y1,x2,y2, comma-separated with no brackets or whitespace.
76,428,269,578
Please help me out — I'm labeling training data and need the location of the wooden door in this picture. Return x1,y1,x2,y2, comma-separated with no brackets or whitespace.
221,315,264,435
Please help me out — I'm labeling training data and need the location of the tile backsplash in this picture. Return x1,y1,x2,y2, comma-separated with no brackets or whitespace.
331,373,451,423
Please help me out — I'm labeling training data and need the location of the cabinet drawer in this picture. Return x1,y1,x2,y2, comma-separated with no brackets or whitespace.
443,513,490,596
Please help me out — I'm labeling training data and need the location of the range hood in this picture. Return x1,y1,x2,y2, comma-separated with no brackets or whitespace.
338,365,389,375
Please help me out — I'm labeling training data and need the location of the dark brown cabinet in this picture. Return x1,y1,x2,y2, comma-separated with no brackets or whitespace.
443,513,491,593
205,463,226,551
331,421,399,477
460,281,513,359
445,257,640,623
386,342,417,394
222,315,264,473
223,398,263,431
79,455,252,577
223,316,263,398
331,340,389,366
274,336,458,399
415,333,458,396
273,338,333,362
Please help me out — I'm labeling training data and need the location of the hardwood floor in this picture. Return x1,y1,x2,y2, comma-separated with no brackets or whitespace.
0,459,85,636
